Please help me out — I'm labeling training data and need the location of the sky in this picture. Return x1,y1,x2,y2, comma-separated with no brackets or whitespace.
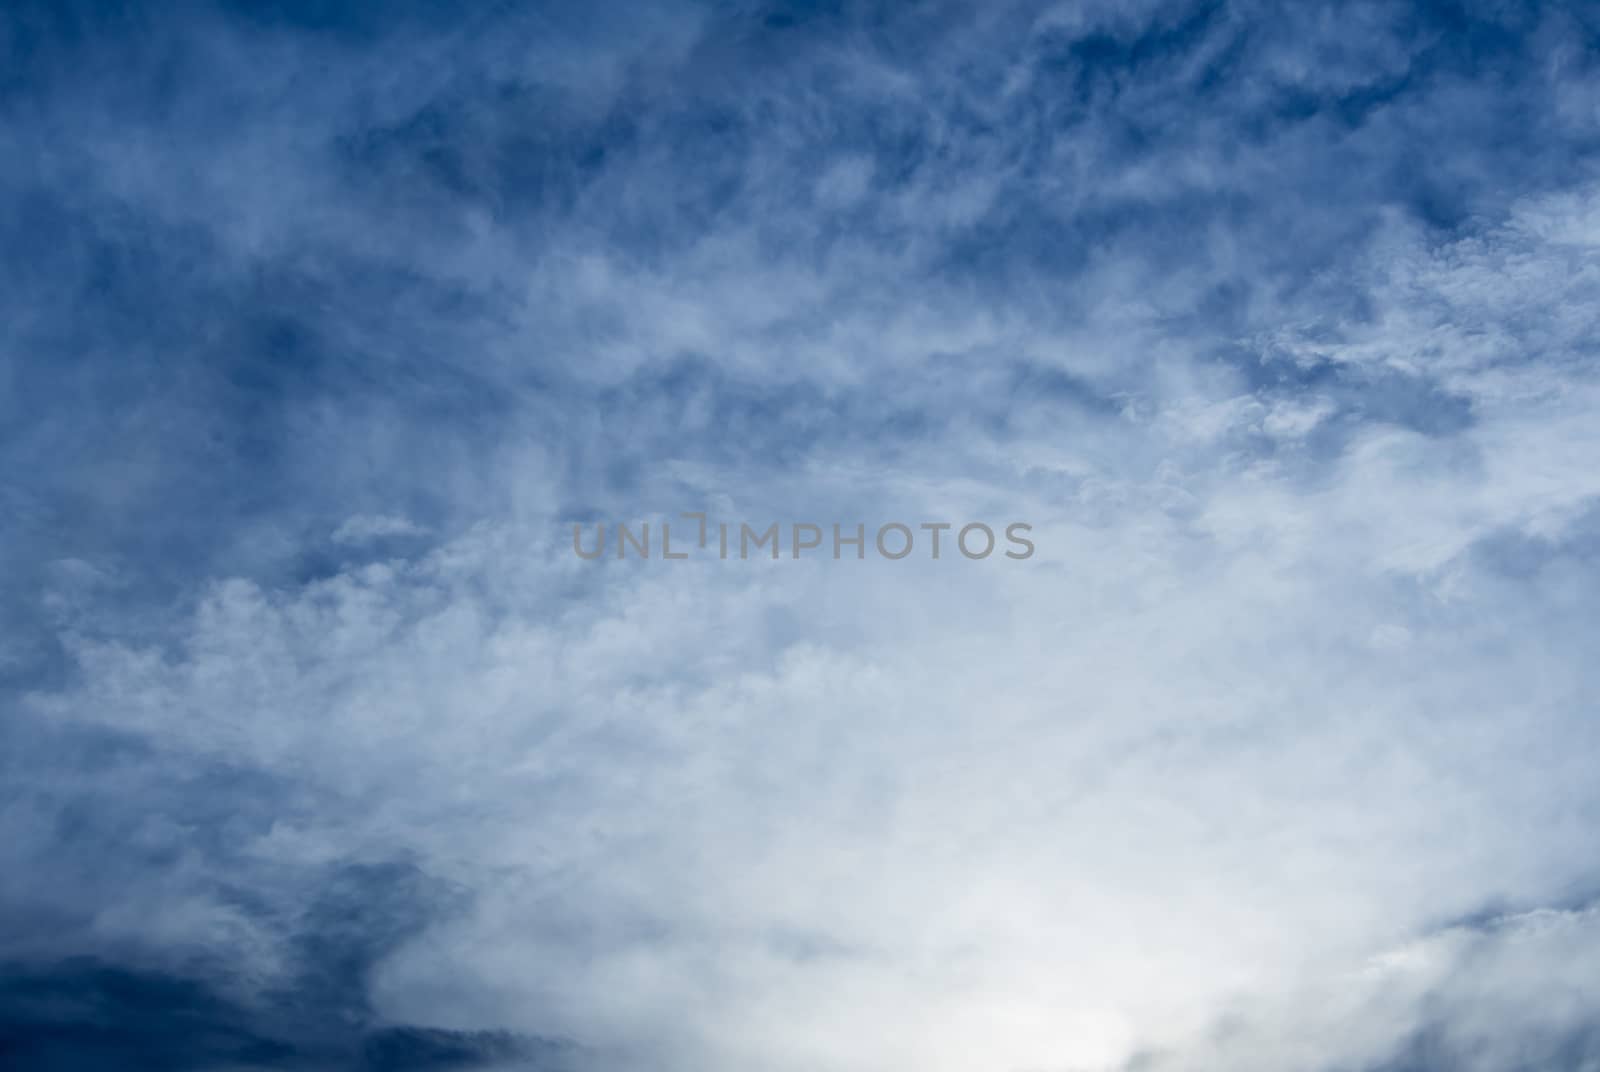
3,1,1600,1069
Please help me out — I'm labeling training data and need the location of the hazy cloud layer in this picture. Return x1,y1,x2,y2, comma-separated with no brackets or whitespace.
4,1,1600,1069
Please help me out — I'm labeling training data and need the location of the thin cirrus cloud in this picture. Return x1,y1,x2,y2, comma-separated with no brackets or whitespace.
2,1,1599,1070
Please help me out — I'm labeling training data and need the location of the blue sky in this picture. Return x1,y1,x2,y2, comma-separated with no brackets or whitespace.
3,1,1600,1069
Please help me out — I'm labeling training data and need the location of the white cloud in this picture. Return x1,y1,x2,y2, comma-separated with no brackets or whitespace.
9,5,1600,1069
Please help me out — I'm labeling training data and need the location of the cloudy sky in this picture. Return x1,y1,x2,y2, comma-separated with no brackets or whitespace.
4,1,1600,1069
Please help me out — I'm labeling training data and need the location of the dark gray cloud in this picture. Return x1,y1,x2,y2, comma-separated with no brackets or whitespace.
0,958,571,1071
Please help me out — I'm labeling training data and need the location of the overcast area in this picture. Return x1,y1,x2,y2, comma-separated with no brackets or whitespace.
3,2,1600,1070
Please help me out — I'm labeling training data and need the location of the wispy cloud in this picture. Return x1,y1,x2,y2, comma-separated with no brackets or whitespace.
4,1,1600,1069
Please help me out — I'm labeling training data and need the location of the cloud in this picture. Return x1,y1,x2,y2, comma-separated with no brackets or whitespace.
0,952,575,1071
333,515,429,547
4,1,1600,1069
